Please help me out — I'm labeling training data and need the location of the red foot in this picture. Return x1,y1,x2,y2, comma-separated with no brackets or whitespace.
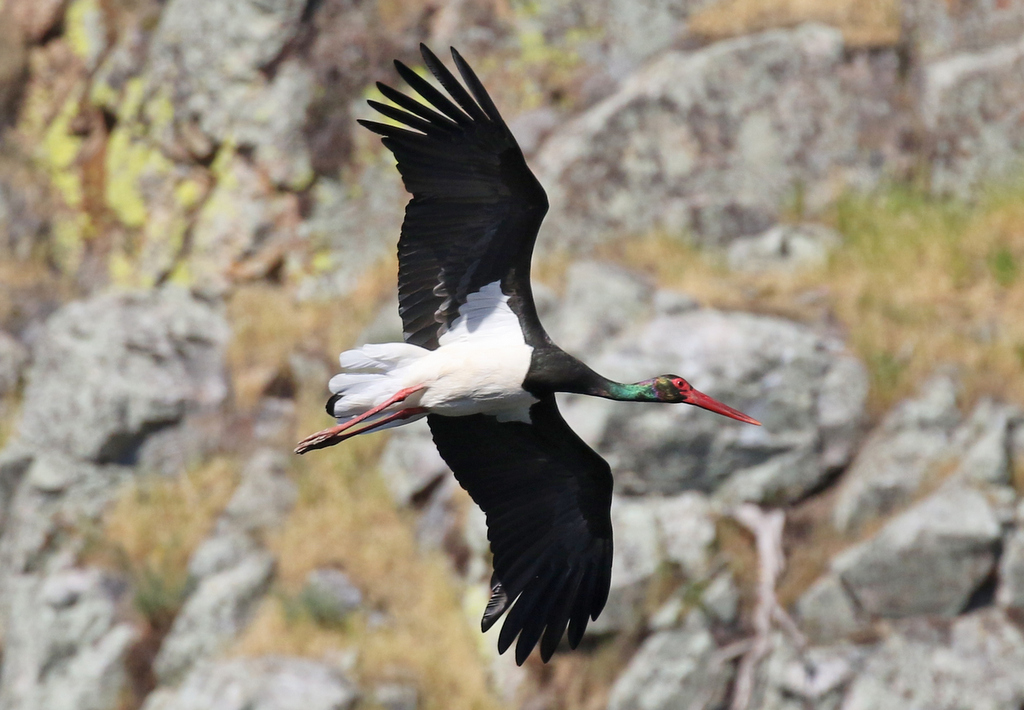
295,385,424,454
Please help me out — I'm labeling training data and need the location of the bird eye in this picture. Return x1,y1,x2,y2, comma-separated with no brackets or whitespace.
671,377,687,389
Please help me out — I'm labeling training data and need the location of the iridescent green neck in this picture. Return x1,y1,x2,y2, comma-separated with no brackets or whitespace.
601,378,665,402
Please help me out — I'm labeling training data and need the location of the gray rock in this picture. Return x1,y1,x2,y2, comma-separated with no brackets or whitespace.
567,308,866,503
371,683,418,710
842,610,1024,710
0,568,138,710
832,486,1000,618
16,288,228,464
833,373,961,533
904,0,1024,61
0,331,27,400
996,529,1024,609
921,36,1024,198
187,530,259,581
752,636,866,710
296,169,405,301
221,449,297,534
607,613,732,710
729,223,839,272
147,0,314,188
301,568,362,624
727,223,841,273
545,261,654,355
154,551,275,683
591,493,715,634
521,0,717,85
188,156,299,294
377,421,449,507
534,24,857,249
143,656,358,710
795,574,864,644
948,399,1019,487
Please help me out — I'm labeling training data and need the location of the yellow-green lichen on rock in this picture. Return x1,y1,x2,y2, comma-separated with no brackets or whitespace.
40,94,86,210
105,126,174,228
65,0,107,70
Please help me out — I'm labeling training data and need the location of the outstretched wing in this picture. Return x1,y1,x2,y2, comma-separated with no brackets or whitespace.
427,397,614,665
360,44,549,351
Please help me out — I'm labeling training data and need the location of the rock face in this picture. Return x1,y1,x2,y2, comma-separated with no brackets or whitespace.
904,0,1024,61
0,288,229,710
832,486,1001,618
842,610,1024,710
15,288,229,465
591,493,716,633
534,24,857,248
0,568,138,710
833,377,1021,533
726,223,841,273
147,0,314,188
143,656,359,710
567,307,867,503
607,613,732,710
921,35,1024,197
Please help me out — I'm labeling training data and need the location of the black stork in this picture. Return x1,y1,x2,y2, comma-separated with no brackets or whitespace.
296,45,760,666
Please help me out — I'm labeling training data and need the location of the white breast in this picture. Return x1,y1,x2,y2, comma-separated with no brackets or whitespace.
415,280,538,422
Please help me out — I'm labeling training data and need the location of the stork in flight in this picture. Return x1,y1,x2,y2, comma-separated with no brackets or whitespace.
296,45,760,666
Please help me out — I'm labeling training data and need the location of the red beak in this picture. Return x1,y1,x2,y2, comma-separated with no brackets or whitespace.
688,389,761,426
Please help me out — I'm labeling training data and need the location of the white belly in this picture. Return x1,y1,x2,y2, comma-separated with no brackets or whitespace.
412,341,538,421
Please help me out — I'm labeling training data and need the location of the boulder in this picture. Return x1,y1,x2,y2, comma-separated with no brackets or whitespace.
834,382,1021,533
591,493,715,634
564,308,867,503
154,551,276,683
15,288,229,465
143,656,358,710
751,636,867,710
832,486,1000,618
534,24,858,249
544,261,654,355
0,568,138,710
301,568,363,625
794,574,864,644
904,0,1024,61
920,35,1024,197
726,223,841,273
220,449,297,534
833,373,961,533
377,421,449,508
842,610,1024,710
996,529,1024,609
607,612,732,710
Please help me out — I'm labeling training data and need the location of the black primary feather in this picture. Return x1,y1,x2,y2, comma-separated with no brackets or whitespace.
428,398,614,664
360,44,549,351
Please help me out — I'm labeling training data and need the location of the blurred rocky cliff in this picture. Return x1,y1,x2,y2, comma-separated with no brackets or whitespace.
0,0,1023,709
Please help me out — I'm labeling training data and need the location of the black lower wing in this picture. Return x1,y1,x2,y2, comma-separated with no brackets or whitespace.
427,397,613,665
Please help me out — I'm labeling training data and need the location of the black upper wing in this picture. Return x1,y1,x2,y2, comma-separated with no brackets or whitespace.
360,44,549,350
427,397,614,665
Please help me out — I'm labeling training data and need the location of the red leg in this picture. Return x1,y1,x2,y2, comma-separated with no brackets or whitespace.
295,406,427,454
294,385,424,454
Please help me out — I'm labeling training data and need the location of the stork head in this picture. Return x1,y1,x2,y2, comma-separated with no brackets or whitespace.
654,375,761,425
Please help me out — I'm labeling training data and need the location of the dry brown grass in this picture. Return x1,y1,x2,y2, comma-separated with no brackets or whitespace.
226,257,396,410
95,456,240,594
232,391,502,710
598,178,1024,417
688,0,902,47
